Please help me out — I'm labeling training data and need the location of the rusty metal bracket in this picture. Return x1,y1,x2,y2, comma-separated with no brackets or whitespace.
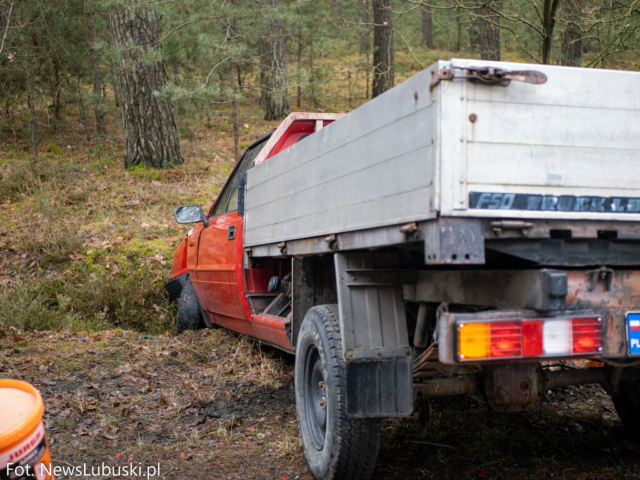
586,266,614,291
400,222,418,234
429,66,453,91
430,65,547,91
490,220,533,236
324,234,337,250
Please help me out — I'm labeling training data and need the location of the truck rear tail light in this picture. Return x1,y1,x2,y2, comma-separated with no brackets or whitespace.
572,317,602,354
490,322,521,357
457,316,602,361
543,319,572,355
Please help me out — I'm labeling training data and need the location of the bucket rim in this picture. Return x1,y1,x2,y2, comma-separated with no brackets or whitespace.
0,379,45,450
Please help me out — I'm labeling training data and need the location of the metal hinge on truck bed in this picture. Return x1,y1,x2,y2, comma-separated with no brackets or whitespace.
430,63,548,91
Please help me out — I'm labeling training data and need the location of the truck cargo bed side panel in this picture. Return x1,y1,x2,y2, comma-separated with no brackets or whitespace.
244,66,438,248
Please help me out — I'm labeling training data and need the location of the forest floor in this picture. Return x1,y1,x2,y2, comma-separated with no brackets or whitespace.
1,328,639,480
2,52,640,479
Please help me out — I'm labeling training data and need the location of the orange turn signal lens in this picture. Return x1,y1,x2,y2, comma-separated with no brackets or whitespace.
457,322,489,360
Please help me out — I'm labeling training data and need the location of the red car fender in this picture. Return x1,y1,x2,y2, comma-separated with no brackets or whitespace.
171,237,188,279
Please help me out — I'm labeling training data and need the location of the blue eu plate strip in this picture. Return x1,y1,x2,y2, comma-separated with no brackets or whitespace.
627,312,640,356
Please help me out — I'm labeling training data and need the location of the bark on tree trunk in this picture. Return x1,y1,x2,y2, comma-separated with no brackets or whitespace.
468,0,501,61
309,27,318,106
359,0,370,55
259,0,290,121
26,57,38,158
229,64,240,163
87,0,106,136
542,0,561,64
70,76,91,142
53,60,61,126
372,0,394,98
456,6,462,51
297,29,302,108
108,2,183,168
421,4,433,49
562,0,582,66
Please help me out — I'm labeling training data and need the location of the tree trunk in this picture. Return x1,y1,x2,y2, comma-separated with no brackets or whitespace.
87,0,106,136
259,0,290,121
53,60,61,127
26,57,38,158
421,4,433,48
297,28,302,108
562,0,582,66
229,64,240,163
359,0,370,54
456,6,462,51
309,27,318,106
70,76,91,141
172,62,180,83
109,2,183,168
468,0,501,60
542,0,561,64
372,0,394,98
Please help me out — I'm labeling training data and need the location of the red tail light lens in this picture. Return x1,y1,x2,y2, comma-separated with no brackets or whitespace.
572,317,602,354
522,320,543,356
490,322,522,357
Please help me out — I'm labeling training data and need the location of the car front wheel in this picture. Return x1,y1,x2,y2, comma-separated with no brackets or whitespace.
176,274,205,334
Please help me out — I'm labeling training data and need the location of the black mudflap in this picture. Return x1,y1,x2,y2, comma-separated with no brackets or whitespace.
346,356,413,418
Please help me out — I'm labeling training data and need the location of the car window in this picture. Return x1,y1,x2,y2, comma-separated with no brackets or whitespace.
211,139,268,217
226,140,267,213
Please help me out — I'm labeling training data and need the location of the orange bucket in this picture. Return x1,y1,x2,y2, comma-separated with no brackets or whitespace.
0,380,54,480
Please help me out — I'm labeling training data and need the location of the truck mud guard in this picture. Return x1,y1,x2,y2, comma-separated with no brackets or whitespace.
334,253,417,418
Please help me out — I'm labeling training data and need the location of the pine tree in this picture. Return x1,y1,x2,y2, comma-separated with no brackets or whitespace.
562,0,582,66
109,0,183,168
259,0,290,120
86,0,106,135
421,4,433,49
372,0,394,98
468,0,500,61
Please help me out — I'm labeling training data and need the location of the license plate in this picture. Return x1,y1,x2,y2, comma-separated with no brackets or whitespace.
627,312,640,356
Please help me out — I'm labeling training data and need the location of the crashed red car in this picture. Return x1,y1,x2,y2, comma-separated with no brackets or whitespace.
165,113,342,350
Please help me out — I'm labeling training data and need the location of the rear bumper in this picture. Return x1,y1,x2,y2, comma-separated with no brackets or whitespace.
165,273,188,303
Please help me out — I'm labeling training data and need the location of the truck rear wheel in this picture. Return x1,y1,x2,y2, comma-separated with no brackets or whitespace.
295,305,381,480
176,274,205,334
612,378,640,437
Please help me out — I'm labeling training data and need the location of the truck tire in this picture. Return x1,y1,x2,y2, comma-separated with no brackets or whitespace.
176,274,205,334
612,379,640,437
295,305,381,480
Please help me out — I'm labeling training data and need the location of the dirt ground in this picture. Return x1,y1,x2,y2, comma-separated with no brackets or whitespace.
1,326,638,480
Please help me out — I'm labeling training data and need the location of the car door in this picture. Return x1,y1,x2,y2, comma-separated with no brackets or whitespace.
194,138,268,324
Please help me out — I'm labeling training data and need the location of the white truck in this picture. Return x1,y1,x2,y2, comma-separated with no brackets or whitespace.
172,59,640,480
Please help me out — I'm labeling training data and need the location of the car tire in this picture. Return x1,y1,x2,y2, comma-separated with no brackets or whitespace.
612,378,640,437
295,305,381,480
176,274,205,334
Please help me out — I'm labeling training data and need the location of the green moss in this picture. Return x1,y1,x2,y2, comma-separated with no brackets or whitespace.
128,164,162,181
119,237,173,260
42,141,64,155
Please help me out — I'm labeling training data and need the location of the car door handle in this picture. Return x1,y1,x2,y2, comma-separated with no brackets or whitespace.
227,225,235,240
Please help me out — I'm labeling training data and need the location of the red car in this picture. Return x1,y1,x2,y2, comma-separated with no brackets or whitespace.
166,113,342,351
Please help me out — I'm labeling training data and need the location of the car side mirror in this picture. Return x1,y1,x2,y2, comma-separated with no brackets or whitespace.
174,204,209,227
238,173,246,217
